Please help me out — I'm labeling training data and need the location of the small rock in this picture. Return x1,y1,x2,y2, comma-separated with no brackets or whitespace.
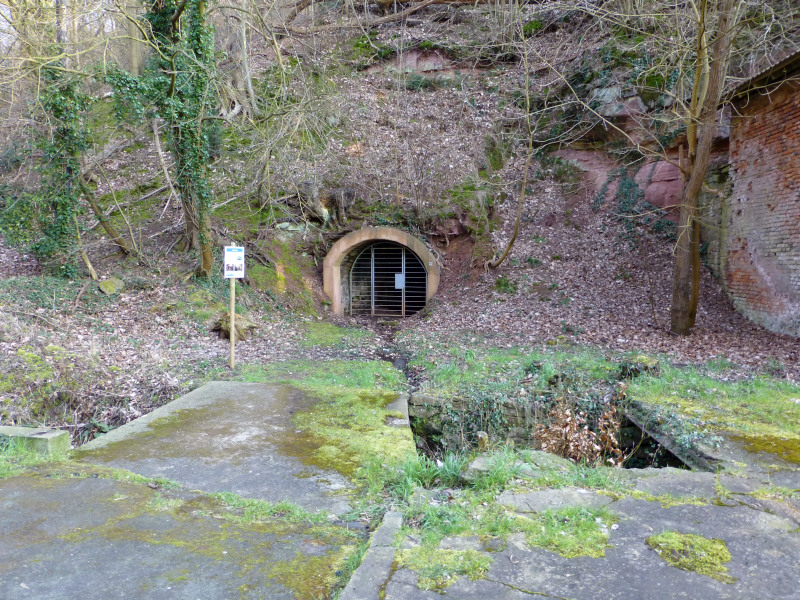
477,431,489,452
409,487,437,509
98,276,124,295
212,312,256,341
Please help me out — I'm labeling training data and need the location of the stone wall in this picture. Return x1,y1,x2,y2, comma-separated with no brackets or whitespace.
721,78,800,336
407,393,541,448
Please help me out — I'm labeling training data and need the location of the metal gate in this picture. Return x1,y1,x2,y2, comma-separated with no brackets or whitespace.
349,242,427,317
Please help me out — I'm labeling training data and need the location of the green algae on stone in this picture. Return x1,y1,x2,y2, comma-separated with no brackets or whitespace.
240,362,415,477
53,479,359,598
396,546,492,591
98,277,125,295
268,547,357,599
647,531,736,583
728,433,800,466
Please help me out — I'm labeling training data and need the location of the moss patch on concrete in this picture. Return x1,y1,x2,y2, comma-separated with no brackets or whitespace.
395,546,492,591
516,506,615,558
647,531,736,583
727,434,800,466
46,474,362,598
241,361,414,477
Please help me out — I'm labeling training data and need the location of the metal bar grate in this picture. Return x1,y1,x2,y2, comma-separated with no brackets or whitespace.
348,242,427,317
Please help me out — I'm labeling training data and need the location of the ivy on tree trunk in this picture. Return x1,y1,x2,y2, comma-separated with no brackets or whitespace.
144,0,217,277
34,70,89,273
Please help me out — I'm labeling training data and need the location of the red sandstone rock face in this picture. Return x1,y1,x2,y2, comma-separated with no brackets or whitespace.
634,161,682,212
556,150,681,219
554,150,618,199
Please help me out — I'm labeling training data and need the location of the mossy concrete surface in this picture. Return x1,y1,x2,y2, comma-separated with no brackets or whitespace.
382,478,800,600
75,382,392,515
0,474,355,599
2,381,414,599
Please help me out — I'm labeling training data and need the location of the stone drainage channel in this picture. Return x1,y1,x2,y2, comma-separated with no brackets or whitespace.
372,323,696,472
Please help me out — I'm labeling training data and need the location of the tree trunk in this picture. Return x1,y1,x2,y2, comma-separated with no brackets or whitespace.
670,0,740,335
128,2,145,76
78,177,136,255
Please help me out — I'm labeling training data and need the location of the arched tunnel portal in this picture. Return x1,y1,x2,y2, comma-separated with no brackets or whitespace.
323,227,440,317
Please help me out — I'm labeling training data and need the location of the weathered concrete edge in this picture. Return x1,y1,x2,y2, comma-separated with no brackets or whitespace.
340,511,402,600
624,400,723,472
0,426,71,454
77,381,277,452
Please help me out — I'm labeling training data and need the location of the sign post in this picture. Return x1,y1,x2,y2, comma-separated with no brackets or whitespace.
223,246,245,369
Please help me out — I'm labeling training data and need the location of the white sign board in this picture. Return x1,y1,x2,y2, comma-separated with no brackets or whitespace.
223,246,245,279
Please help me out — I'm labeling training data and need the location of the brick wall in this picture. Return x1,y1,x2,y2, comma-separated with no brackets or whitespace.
723,78,800,337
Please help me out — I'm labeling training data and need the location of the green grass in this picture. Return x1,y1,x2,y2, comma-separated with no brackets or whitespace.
212,491,329,524
403,336,618,398
241,359,406,392
383,453,469,500
298,322,373,349
382,446,622,569
0,436,68,478
627,363,800,440
516,506,616,558
402,330,800,458
520,460,628,493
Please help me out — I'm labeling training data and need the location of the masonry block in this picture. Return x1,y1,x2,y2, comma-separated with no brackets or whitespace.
0,426,71,455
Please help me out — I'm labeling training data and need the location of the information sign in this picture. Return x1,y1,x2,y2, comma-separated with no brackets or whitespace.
224,246,245,279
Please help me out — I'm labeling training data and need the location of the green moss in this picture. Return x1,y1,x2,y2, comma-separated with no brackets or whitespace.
624,490,709,508
237,362,414,478
247,263,278,293
516,506,615,558
246,239,317,313
396,546,492,590
647,531,736,583
728,434,800,466
212,491,327,525
748,486,799,502
242,359,406,394
347,32,395,67
268,547,356,598
522,19,544,36
46,474,360,598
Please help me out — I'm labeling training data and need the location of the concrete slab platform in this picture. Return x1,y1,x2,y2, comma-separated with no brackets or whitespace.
75,382,354,515
0,474,358,600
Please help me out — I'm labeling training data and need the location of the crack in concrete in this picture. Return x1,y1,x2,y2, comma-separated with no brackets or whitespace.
484,577,573,599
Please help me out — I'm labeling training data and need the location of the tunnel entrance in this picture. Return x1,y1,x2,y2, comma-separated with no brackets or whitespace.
323,227,440,317
349,242,427,317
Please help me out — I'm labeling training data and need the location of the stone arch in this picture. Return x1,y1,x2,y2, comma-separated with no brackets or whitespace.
323,227,440,316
